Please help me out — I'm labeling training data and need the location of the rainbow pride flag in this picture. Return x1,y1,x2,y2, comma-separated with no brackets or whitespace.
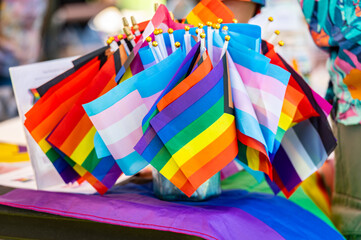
135,45,239,197
24,50,122,194
184,0,234,25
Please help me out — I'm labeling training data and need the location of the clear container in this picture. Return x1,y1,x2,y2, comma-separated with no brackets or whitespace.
152,168,221,201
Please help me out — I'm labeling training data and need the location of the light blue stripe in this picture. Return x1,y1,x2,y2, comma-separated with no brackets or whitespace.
115,151,148,176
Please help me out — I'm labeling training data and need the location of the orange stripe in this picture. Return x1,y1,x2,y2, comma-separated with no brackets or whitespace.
187,137,238,193
157,55,212,111
192,2,220,24
236,130,268,159
83,172,108,195
169,169,196,194
180,119,236,178
29,91,84,142
59,114,93,156
25,60,100,129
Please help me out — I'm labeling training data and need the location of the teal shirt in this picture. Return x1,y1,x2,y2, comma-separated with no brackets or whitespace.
300,0,361,125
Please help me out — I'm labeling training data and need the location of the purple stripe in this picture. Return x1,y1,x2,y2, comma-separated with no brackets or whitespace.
252,104,279,134
0,189,284,240
101,164,122,189
150,60,224,132
134,127,157,155
18,145,27,153
273,146,302,192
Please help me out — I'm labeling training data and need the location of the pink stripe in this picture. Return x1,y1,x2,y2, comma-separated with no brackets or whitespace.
252,104,279,134
235,64,287,100
232,88,257,119
90,91,143,130
143,91,162,109
106,127,143,159
311,89,332,116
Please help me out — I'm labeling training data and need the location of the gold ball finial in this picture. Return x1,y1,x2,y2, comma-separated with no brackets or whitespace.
217,18,223,24
206,21,212,27
278,40,285,46
232,18,238,23
127,35,134,41
195,29,199,34
212,23,217,29
215,23,221,29
184,25,190,31
222,26,228,31
106,38,113,45
198,23,204,29
146,36,152,42
268,16,274,22
168,28,174,34
225,35,231,41
159,28,163,34
274,30,280,35
175,42,181,48
154,29,159,35
200,32,206,39
152,41,158,47
117,34,123,40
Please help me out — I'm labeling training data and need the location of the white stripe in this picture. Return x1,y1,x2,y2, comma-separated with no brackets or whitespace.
246,86,284,117
281,128,317,180
99,104,148,145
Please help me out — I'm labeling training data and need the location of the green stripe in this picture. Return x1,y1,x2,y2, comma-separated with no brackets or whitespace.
46,148,60,163
150,146,172,171
81,149,100,172
164,97,224,155
237,142,248,165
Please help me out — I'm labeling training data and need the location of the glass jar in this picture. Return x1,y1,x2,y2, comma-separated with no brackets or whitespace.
152,168,221,201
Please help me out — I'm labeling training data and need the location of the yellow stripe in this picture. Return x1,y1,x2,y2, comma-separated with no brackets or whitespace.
70,127,96,165
246,147,260,170
38,136,52,153
278,112,293,131
119,67,133,84
0,153,29,163
172,114,234,167
160,158,180,179
73,164,87,176
185,11,204,26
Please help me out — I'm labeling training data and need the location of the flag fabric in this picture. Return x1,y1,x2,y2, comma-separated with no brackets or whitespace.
135,43,239,197
117,4,188,84
0,183,344,240
24,58,103,184
83,48,186,176
24,48,125,194
261,41,337,197
184,0,235,25
46,49,126,193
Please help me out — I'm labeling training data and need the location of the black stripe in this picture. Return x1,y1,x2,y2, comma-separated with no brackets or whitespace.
185,44,201,78
222,54,234,115
113,49,122,73
125,39,134,52
72,46,108,70
36,68,75,97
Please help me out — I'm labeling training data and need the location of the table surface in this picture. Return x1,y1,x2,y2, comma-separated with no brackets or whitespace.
0,182,202,240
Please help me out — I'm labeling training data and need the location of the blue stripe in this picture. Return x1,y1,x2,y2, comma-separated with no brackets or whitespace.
115,151,148,176
154,79,223,144
92,155,115,181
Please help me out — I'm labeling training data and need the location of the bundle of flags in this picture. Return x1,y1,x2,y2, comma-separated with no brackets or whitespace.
24,0,336,197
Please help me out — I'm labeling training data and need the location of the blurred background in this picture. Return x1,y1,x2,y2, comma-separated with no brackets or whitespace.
0,0,329,122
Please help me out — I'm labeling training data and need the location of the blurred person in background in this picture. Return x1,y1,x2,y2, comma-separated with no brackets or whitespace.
225,0,361,238
0,0,47,121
